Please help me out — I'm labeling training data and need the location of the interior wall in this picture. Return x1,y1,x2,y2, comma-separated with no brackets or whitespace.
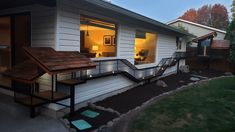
84,30,115,56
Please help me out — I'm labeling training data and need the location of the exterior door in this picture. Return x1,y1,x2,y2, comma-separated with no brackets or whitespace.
0,13,31,88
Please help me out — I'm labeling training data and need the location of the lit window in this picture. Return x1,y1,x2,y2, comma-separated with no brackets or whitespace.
80,16,116,58
134,31,157,65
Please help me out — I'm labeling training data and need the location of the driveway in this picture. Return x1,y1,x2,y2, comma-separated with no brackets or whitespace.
0,93,69,132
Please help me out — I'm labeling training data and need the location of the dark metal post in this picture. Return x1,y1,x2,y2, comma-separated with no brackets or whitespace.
99,62,101,74
177,59,180,74
70,85,75,115
51,75,54,101
30,83,35,118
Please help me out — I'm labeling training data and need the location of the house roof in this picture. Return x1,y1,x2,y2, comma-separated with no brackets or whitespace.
0,0,56,10
3,47,96,83
0,0,190,36
3,60,45,83
77,0,191,36
192,32,217,43
167,19,227,34
191,32,230,49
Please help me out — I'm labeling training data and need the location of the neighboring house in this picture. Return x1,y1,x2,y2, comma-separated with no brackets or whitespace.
167,19,226,40
0,0,188,117
168,19,230,71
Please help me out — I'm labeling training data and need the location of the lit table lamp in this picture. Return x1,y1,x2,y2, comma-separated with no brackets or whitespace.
92,45,99,52
92,45,99,57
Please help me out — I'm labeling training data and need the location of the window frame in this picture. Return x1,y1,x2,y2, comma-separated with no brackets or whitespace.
134,30,157,66
80,14,118,59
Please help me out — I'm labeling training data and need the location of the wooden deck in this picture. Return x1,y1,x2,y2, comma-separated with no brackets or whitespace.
34,90,70,101
16,97,46,107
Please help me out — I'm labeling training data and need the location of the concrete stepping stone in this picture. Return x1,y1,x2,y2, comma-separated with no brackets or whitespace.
71,119,92,130
81,110,100,118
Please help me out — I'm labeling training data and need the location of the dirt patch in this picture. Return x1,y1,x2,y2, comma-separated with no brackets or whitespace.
95,73,198,114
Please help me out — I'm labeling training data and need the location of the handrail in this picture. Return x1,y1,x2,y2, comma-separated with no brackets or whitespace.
84,52,186,82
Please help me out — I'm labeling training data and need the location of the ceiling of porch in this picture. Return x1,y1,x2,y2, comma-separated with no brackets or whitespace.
0,0,56,10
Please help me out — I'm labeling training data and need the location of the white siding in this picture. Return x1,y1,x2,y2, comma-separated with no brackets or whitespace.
31,7,56,48
73,75,132,103
56,0,80,51
47,75,134,110
157,33,177,74
117,25,135,64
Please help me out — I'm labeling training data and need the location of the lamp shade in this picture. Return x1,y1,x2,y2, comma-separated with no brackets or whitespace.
92,45,99,51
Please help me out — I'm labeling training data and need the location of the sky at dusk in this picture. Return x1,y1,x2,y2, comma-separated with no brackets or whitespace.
110,0,232,23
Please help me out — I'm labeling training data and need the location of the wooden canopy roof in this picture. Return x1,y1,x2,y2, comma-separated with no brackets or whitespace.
192,32,217,43
23,47,96,74
3,47,96,83
3,60,45,83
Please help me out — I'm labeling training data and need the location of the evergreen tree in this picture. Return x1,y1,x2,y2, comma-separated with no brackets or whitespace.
226,1,235,63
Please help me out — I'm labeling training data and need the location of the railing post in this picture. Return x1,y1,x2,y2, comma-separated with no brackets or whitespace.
51,75,54,101
99,62,101,74
117,60,119,71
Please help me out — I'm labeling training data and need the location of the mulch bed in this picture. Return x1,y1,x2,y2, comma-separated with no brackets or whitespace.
95,73,205,114
191,69,225,78
67,107,118,132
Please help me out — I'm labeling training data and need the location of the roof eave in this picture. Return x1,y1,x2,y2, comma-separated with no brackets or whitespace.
82,0,189,36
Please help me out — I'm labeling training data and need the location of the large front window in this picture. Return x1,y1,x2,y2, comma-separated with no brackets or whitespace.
80,16,117,58
134,31,157,65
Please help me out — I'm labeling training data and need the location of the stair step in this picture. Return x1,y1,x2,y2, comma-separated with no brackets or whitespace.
57,79,86,86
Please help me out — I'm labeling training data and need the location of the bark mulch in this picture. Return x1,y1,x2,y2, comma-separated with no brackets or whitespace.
191,69,225,78
95,73,202,114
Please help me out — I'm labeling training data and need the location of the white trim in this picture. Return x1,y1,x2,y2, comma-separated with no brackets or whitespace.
167,19,226,34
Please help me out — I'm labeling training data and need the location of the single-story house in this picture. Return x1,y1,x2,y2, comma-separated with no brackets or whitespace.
0,0,189,117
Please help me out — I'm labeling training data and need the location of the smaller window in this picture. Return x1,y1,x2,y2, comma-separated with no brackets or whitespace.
134,32,157,65
176,37,182,50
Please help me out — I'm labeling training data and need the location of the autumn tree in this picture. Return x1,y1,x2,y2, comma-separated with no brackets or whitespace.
180,9,198,23
180,4,229,30
211,4,229,30
197,5,211,26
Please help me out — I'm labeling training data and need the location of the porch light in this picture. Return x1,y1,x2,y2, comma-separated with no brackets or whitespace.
89,75,93,78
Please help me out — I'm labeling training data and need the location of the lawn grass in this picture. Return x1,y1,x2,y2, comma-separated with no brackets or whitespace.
129,77,235,132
